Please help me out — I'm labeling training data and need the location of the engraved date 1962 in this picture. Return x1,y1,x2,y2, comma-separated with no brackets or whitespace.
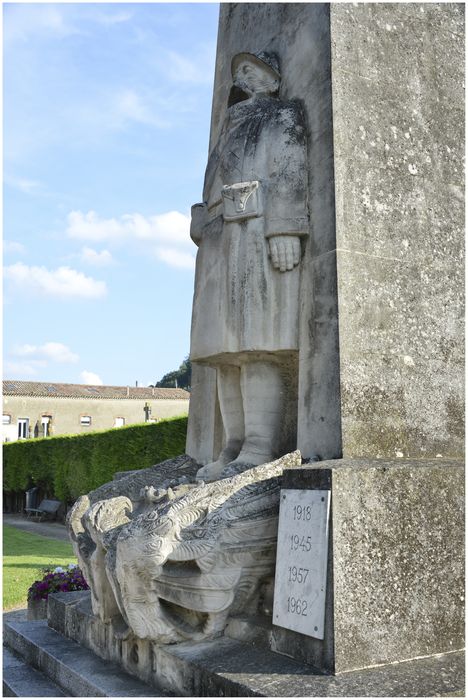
287,595,308,616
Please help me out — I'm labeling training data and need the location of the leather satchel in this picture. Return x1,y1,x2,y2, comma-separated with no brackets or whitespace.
221,181,262,222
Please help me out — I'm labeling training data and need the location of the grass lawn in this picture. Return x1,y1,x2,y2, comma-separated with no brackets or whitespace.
3,525,77,611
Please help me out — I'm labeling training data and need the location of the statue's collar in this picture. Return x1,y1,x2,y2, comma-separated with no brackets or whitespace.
227,95,277,120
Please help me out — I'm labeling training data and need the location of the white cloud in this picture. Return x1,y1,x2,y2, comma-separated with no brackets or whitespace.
5,341,80,378
67,210,194,270
4,360,45,377
80,247,114,267
4,262,107,299
67,211,124,242
164,44,216,85
14,342,79,364
4,175,42,194
155,248,196,270
4,240,26,255
112,89,170,129
66,211,195,270
70,88,171,135
87,9,132,26
4,5,80,44
80,370,103,385
67,210,190,245
4,5,132,45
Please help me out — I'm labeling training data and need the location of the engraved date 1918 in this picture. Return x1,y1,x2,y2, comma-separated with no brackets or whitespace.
293,504,312,521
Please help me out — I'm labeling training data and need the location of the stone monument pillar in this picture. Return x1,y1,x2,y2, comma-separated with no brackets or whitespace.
62,4,463,691
186,0,464,676
187,2,464,466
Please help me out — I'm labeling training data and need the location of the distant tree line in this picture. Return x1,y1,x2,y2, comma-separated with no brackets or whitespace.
152,356,191,390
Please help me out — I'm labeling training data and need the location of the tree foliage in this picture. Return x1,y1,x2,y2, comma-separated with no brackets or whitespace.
3,416,188,503
154,356,191,390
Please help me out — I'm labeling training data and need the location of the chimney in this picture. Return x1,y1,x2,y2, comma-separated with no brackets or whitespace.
126,386,129,397
136,380,138,387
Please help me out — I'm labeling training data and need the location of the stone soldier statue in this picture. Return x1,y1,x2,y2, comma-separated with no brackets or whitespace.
190,51,309,482
67,52,308,641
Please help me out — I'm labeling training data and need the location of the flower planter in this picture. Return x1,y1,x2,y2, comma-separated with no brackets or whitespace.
27,597,48,621
27,565,89,619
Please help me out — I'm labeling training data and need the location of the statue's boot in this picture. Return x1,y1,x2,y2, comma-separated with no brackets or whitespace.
196,365,244,482
225,360,283,470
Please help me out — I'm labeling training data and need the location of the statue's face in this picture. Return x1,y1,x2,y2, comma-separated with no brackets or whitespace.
233,60,278,97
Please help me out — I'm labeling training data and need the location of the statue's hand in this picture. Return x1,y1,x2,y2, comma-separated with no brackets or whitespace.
190,203,208,245
268,236,301,272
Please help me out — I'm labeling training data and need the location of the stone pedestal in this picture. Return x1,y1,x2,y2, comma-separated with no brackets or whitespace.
184,4,464,679
44,590,464,696
271,458,464,674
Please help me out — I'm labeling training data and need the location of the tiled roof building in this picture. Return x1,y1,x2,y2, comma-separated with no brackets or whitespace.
2,380,190,442
3,380,190,401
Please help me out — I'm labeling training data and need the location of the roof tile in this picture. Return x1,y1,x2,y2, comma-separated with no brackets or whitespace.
3,380,190,401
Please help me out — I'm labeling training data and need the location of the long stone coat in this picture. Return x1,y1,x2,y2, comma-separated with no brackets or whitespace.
190,95,308,364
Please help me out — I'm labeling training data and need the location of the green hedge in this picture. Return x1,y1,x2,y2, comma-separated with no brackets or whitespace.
3,417,188,502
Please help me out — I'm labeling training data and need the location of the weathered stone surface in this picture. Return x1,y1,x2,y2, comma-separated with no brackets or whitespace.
43,594,465,697
3,647,66,697
188,47,310,478
330,3,464,459
68,451,302,644
27,597,48,621
188,2,464,463
3,612,163,697
185,365,220,466
275,458,465,673
68,454,200,623
187,3,342,465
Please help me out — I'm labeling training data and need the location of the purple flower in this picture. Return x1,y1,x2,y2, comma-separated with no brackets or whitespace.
28,565,89,602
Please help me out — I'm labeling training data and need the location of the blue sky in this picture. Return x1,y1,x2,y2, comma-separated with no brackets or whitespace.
3,2,219,386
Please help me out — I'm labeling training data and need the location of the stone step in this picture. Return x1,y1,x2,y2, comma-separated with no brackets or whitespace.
3,613,168,697
151,634,465,697
47,592,465,697
224,613,273,645
3,646,66,697
5,601,464,697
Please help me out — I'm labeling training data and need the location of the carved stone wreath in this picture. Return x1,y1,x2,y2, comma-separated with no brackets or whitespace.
68,451,301,643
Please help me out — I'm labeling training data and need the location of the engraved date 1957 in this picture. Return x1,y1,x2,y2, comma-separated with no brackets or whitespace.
288,566,309,583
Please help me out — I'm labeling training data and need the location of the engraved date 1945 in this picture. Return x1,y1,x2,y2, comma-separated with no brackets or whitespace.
290,534,312,551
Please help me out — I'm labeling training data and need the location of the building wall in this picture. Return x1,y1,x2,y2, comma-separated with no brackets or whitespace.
2,395,189,442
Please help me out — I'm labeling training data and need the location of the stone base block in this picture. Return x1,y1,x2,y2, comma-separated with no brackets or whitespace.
3,609,162,697
44,592,465,696
275,458,465,674
27,598,48,621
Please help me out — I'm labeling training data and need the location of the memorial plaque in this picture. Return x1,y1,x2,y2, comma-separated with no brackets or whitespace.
273,489,330,639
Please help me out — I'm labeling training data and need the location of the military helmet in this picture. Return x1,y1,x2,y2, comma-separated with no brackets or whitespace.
231,51,281,81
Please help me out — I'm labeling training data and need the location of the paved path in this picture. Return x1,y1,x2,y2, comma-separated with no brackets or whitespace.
3,514,70,542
